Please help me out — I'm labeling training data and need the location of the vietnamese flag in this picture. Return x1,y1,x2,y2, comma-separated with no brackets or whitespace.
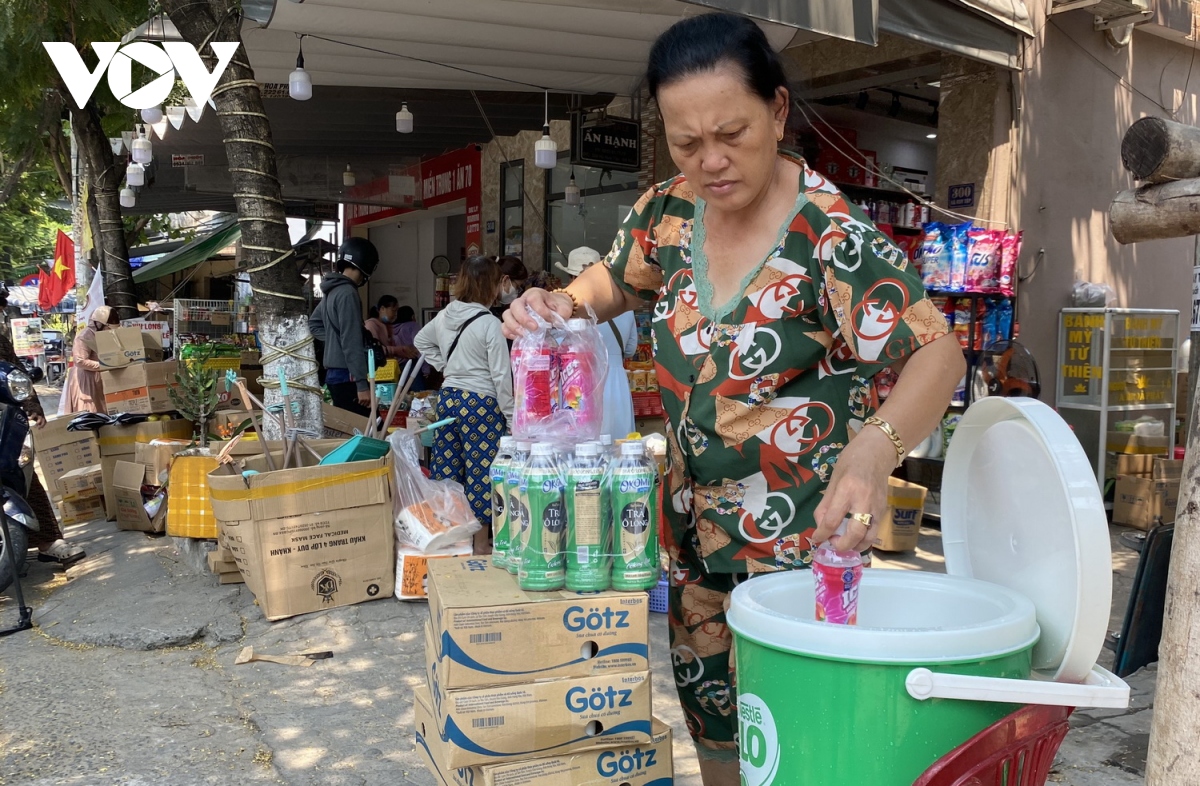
39,230,75,311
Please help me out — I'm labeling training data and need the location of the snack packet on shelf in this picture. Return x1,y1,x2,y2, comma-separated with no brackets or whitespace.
920,223,951,290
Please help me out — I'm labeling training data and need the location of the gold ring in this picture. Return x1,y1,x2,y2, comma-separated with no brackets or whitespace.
849,513,873,528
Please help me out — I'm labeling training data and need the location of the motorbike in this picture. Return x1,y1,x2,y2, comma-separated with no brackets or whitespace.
0,360,42,636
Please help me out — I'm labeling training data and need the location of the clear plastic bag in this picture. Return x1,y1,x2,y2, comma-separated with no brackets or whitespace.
388,429,479,552
1072,280,1117,308
511,307,608,442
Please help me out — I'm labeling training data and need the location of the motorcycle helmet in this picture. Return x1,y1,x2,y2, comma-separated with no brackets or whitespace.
338,237,380,281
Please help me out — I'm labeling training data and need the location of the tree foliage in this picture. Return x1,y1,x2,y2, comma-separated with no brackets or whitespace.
0,164,70,282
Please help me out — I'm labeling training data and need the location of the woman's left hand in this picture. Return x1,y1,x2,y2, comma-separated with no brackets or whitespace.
812,425,895,552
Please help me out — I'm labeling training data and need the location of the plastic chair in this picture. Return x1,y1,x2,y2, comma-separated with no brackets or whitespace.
912,704,1072,786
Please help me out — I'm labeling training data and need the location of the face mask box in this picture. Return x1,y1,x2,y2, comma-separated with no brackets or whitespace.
413,685,673,786
426,558,650,690
424,621,652,768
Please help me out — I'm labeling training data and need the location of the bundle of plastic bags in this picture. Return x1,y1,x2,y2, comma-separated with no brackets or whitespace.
511,308,608,444
388,429,478,552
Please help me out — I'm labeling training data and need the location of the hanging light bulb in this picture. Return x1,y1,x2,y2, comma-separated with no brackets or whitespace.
396,102,413,133
534,91,557,169
131,126,152,165
343,164,355,187
119,187,136,208
140,105,163,124
290,36,312,101
125,161,145,187
150,118,169,140
109,137,124,155
165,105,186,130
564,170,580,206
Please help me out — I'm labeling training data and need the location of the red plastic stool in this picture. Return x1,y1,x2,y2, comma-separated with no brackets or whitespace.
912,705,1072,786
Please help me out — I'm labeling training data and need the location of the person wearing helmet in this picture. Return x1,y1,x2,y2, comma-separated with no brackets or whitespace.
309,237,379,415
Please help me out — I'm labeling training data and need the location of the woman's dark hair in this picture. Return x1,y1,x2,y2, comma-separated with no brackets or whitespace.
377,295,398,310
646,13,787,103
497,255,528,283
453,256,503,306
397,306,415,323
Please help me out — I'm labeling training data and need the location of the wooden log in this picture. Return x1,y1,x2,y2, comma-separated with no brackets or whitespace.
1110,179,1200,244
1122,116,1200,183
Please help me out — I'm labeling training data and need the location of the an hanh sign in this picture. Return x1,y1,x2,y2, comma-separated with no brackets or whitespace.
948,183,976,209
572,115,640,173
172,154,204,167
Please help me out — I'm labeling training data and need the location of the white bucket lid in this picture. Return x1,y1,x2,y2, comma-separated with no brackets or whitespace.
727,570,1038,663
941,397,1112,682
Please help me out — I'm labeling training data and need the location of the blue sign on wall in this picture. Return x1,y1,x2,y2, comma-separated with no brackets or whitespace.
948,183,975,209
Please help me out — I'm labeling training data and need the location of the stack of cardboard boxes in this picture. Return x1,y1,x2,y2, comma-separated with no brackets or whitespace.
206,541,245,584
416,559,673,786
95,327,175,416
55,465,106,525
35,415,100,499
1109,430,1181,530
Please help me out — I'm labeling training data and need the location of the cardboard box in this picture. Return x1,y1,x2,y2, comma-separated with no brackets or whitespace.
56,465,104,501
424,622,652,768
95,326,164,367
208,450,394,620
59,495,106,526
1105,451,1157,480
1106,431,1170,455
426,559,650,690
34,414,94,452
321,402,369,437
112,460,165,533
38,438,100,497
875,477,926,553
414,686,672,786
98,418,193,457
1114,474,1179,530
219,572,245,585
102,361,176,415
101,455,120,518
395,544,474,601
135,439,193,486
1153,457,1183,481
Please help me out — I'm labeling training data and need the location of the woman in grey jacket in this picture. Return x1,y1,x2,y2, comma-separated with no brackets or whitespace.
415,256,514,553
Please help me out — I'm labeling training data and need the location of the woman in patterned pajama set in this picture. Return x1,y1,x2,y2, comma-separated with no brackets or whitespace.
417,256,515,555
503,14,965,785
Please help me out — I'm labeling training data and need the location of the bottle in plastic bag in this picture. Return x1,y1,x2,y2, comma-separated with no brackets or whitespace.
519,443,567,591
599,433,615,459
556,318,604,435
609,441,659,591
813,524,863,625
505,442,531,575
512,328,557,437
566,442,609,592
490,436,516,570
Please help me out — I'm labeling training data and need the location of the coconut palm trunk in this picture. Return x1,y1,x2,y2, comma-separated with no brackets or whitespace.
161,0,322,439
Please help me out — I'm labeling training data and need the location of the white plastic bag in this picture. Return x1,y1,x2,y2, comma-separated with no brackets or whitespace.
388,429,480,552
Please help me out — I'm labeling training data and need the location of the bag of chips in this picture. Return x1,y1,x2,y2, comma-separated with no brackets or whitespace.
966,227,1003,293
948,223,972,292
999,231,1023,296
920,223,951,290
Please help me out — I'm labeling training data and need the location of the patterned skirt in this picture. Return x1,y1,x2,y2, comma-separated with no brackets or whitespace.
429,387,506,530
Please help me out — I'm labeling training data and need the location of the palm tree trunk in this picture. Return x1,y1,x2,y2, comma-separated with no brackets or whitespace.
161,0,322,439
69,99,138,320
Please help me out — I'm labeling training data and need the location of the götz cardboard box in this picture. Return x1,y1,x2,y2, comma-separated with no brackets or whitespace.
423,622,652,769
95,326,164,367
426,559,650,690
207,450,394,620
414,685,672,786
102,361,176,415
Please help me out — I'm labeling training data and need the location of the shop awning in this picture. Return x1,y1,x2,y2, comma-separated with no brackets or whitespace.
689,0,1032,69
132,218,241,283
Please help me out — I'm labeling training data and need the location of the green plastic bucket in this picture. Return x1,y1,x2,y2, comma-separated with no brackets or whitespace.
727,570,1039,786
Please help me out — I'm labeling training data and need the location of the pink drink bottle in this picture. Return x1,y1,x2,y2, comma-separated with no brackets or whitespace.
555,318,603,436
812,522,864,625
512,331,556,436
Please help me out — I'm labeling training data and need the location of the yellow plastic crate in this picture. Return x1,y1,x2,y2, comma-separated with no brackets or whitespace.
376,358,399,382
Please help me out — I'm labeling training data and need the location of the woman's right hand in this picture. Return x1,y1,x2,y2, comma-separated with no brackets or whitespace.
501,288,574,340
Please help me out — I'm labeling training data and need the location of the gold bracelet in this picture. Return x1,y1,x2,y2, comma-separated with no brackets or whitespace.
864,416,906,468
550,288,579,315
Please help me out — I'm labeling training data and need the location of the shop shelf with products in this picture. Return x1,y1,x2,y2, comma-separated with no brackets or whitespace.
174,299,237,341
1055,308,1180,486
928,291,1019,408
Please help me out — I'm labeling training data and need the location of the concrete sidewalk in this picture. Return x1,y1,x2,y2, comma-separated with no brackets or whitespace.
0,518,1154,785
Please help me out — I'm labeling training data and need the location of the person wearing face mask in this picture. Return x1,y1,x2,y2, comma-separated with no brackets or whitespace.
365,295,406,358
309,237,379,416
63,304,120,415
491,256,528,319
